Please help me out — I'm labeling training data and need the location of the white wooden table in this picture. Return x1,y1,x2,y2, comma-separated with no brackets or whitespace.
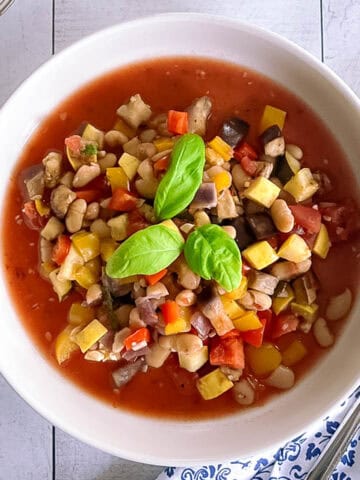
0,1,359,478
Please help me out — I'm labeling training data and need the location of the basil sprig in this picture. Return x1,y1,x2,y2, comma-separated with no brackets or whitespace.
184,224,242,291
154,133,205,220
106,224,184,278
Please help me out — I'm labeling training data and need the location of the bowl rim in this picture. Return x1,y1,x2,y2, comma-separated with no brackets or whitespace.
1,12,360,466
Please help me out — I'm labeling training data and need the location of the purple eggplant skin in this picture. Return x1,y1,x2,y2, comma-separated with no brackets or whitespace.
219,117,250,148
259,124,281,146
273,154,293,184
246,213,277,240
227,216,256,249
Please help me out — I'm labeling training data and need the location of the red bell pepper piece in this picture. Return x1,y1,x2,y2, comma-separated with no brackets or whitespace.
154,156,169,173
242,318,267,348
289,205,321,234
52,235,71,265
145,268,168,286
76,190,101,202
272,313,299,339
234,142,258,161
167,110,188,135
240,156,258,176
126,210,150,236
124,327,150,351
210,336,245,370
161,301,179,325
109,188,138,212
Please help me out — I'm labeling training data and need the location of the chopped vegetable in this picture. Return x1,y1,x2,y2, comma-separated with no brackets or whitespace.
313,224,331,259
49,269,72,301
277,234,311,263
213,171,232,193
259,105,287,133
72,232,100,262
55,326,79,364
223,277,248,300
289,205,321,234
210,336,245,370
244,177,280,208
233,142,258,162
145,268,168,286
196,368,234,400
207,136,233,161
161,300,179,324
272,313,299,339
283,168,319,202
52,235,71,265
106,167,129,191
242,241,278,270
233,311,262,332
241,318,266,347
167,110,188,135
118,152,141,181
219,117,249,148
246,342,282,376
221,298,245,320
272,284,295,315
282,340,307,366
68,303,94,326
108,188,138,212
291,302,319,322
124,327,151,350
74,319,108,353
179,346,209,372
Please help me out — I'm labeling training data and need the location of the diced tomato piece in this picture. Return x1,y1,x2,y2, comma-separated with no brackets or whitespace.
210,336,245,370
86,174,112,196
145,268,168,286
234,142,258,161
65,135,82,155
289,205,321,234
52,235,71,265
167,110,188,135
127,210,150,236
272,313,299,339
266,235,279,250
320,202,360,243
154,156,169,173
242,260,252,276
242,318,266,348
22,201,46,230
160,301,179,325
76,190,102,202
240,156,258,176
124,327,150,350
108,188,138,212
220,329,242,340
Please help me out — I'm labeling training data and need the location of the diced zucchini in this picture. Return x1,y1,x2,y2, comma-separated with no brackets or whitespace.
282,339,307,367
57,245,84,282
72,231,100,262
223,277,248,300
179,346,209,373
82,123,104,149
41,216,65,241
272,284,294,315
106,167,129,191
233,311,262,331
207,136,233,161
277,234,311,263
118,152,141,181
283,168,319,202
221,298,245,320
244,177,280,208
275,151,301,184
259,105,287,133
107,214,129,241
196,368,234,400
246,343,282,376
313,224,331,259
74,319,108,353
49,268,72,301
291,302,319,322
68,303,94,326
293,273,317,305
55,325,79,365
74,265,99,289
242,241,279,270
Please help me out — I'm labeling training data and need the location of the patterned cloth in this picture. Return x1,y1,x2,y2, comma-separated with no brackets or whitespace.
158,387,360,480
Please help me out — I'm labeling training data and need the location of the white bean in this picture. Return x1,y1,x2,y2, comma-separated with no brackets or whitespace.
286,144,303,160
313,317,334,347
129,307,146,329
265,365,295,389
222,225,237,239
326,288,352,321
232,164,251,191
104,130,128,147
270,199,294,233
175,334,203,355
145,343,171,368
146,282,169,299
158,334,178,351
65,199,87,233
232,379,255,405
176,289,197,307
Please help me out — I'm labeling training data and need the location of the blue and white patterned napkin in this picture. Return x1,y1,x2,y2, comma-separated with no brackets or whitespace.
158,387,360,480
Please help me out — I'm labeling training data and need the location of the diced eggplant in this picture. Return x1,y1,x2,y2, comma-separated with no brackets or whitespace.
274,281,290,298
248,271,279,295
274,152,301,184
102,272,134,297
292,271,318,305
112,358,145,387
197,285,234,337
243,199,266,215
246,213,276,240
186,96,212,136
259,125,281,146
135,297,158,326
227,216,255,249
219,117,250,148
23,166,45,200
264,137,285,157
192,183,217,209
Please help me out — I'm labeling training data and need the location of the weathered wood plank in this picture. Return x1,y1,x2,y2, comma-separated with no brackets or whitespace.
0,375,52,480
323,0,360,95
0,0,52,106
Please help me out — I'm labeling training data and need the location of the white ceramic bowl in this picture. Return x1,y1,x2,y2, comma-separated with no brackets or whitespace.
0,13,359,466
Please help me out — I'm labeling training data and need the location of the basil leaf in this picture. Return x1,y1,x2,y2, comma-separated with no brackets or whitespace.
184,224,242,291
154,133,205,220
106,224,184,278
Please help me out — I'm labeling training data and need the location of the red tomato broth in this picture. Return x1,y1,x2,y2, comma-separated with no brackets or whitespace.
2,57,360,419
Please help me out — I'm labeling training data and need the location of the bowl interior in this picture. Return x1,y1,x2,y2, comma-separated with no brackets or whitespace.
0,13,359,465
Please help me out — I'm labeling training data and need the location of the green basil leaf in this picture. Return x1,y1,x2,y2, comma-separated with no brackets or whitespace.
184,224,242,291
106,224,184,278
154,133,205,220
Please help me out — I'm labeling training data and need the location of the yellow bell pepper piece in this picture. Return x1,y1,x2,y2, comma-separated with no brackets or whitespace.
283,168,319,202
72,232,100,262
153,137,174,152
282,339,307,367
221,298,245,320
82,123,104,149
74,265,99,289
68,303,95,326
277,234,311,263
106,167,129,191
74,319,108,353
100,238,118,262
272,285,295,315
179,346,209,373
118,152,141,181
213,171,232,193
161,219,184,241
233,311,262,332
55,325,79,365
242,241,279,270
246,343,282,376
113,117,136,138
164,306,192,335
85,257,101,278
207,136,233,161
313,224,331,259
259,105,287,133
291,302,319,322
34,199,50,216
205,147,224,166
107,214,128,241
197,368,234,400
66,145,82,171
244,176,280,208
223,277,248,300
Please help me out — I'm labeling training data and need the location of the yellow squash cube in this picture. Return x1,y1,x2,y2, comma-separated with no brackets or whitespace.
242,241,279,270
246,343,282,376
74,319,108,353
55,325,79,365
106,167,129,191
178,346,209,373
291,302,319,322
68,303,94,326
259,105,287,133
283,168,319,202
165,317,191,335
74,265,99,289
223,277,248,300
107,214,129,241
34,199,50,217
282,340,307,367
277,234,311,263
233,311,262,332
244,177,280,208
313,224,331,259
82,123,104,149
118,152,141,181
197,368,234,400
272,285,295,315
72,232,100,262
221,298,245,320
207,136,233,161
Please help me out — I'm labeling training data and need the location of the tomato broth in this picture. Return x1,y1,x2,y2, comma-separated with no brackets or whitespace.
3,57,360,419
